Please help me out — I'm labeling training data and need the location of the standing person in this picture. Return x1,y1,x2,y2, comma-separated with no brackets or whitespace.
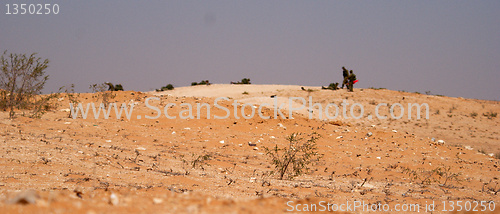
341,67,349,89
348,70,357,92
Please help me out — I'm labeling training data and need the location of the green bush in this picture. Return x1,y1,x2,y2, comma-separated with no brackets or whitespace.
162,84,174,91
231,78,251,84
156,84,174,91
114,84,124,91
483,112,497,119
191,80,210,86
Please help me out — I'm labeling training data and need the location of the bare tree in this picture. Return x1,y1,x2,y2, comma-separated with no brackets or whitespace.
0,50,51,118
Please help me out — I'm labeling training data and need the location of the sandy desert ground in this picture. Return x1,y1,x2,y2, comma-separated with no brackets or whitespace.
0,84,499,213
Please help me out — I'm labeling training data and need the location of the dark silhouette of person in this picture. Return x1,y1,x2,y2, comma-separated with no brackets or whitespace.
348,70,357,92
341,67,349,89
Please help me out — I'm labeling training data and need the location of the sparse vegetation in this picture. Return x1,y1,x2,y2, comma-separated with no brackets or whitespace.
369,87,386,90
470,112,478,118
264,132,323,180
483,111,497,119
231,78,251,84
62,84,81,118
0,51,59,118
448,105,457,113
90,83,116,108
242,91,249,95
191,154,211,170
191,80,211,86
114,84,124,91
104,82,124,91
156,84,174,91
401,166,460,187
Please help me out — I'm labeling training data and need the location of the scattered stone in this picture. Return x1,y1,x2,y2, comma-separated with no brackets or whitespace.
437,140,445,145
219,140,225,144
8,189,38,205
336,136,343,139
465,146,474,150
153,198,164,204
184,127,191,130
253,147,259,150
171,131,176,134
249,177,256,183
60,108,70,112
366,132,373,137
376,157,381,160
136,147,146,151
278,123,286,130
431,138,436,142
392,130,397,133
64,122,71,125
109,193,119,206
105,140,112,143
248,142,257,146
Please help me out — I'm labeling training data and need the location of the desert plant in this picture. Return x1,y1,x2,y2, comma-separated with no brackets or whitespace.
62,84,81,118
157,84,174,91
165,84,174,90
114,84,124,91
401,167,438,185
231,78,251,84
104,82,124,91
483,112,497,119
241,78,251,84
435,166,461,187
0,51,59,118
264,132,323,180
470,112,478,118
191,80,210,86
368,87,386,90
448,105,457,113
90,83,116,108
242,91,249,95
191,154,211,170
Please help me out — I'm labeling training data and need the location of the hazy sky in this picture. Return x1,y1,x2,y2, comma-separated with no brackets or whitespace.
1,1,499,100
